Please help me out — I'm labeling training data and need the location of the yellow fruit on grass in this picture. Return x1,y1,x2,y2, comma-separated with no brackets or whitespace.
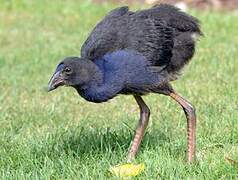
109,163,145,177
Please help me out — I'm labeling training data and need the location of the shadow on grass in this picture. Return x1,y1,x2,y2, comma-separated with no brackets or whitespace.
0,125,188,172
31,126,186,162
59,127,170,156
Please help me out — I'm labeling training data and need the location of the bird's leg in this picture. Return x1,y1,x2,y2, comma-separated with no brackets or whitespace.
169,92,196,163
127,95,150,162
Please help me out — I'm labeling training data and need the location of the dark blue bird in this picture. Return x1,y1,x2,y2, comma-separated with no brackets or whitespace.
48,4,202,163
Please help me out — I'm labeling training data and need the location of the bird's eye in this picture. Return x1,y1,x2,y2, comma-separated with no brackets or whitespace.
65,67,72,74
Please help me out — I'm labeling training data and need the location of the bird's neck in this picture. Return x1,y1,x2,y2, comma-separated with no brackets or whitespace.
75,61,121,103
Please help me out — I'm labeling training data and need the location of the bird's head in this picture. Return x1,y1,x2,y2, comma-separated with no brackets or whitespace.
48,57,97,92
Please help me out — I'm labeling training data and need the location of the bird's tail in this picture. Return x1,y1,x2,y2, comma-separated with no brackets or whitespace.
166,31,202,81
152,4,203,81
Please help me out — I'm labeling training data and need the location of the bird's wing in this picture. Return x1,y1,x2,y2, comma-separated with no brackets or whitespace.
150,4,202,35
80,6,132,60
81,5,197,67
124,15,174,67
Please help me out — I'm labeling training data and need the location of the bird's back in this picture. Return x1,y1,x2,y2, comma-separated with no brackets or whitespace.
81,4,202,81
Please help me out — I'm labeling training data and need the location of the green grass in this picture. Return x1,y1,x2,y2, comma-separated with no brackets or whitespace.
0,0,238,179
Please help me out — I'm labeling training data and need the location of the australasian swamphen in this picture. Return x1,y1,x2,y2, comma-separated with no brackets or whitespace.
48,4,202,163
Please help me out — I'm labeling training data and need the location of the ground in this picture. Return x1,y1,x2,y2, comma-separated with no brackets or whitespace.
0,0,238,179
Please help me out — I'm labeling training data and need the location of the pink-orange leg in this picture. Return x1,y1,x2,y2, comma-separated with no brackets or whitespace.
127,95,150,162
170,92,196,163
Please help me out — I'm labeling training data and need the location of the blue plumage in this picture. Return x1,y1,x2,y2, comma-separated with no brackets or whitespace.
98,50,163,87
78,50,166,102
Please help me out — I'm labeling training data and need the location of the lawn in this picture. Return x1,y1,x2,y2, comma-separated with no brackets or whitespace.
0,0,238,179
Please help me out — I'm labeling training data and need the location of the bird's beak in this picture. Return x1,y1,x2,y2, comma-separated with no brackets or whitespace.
48,70,65,92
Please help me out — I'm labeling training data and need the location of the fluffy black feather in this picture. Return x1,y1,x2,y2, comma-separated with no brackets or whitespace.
81,4,202,78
